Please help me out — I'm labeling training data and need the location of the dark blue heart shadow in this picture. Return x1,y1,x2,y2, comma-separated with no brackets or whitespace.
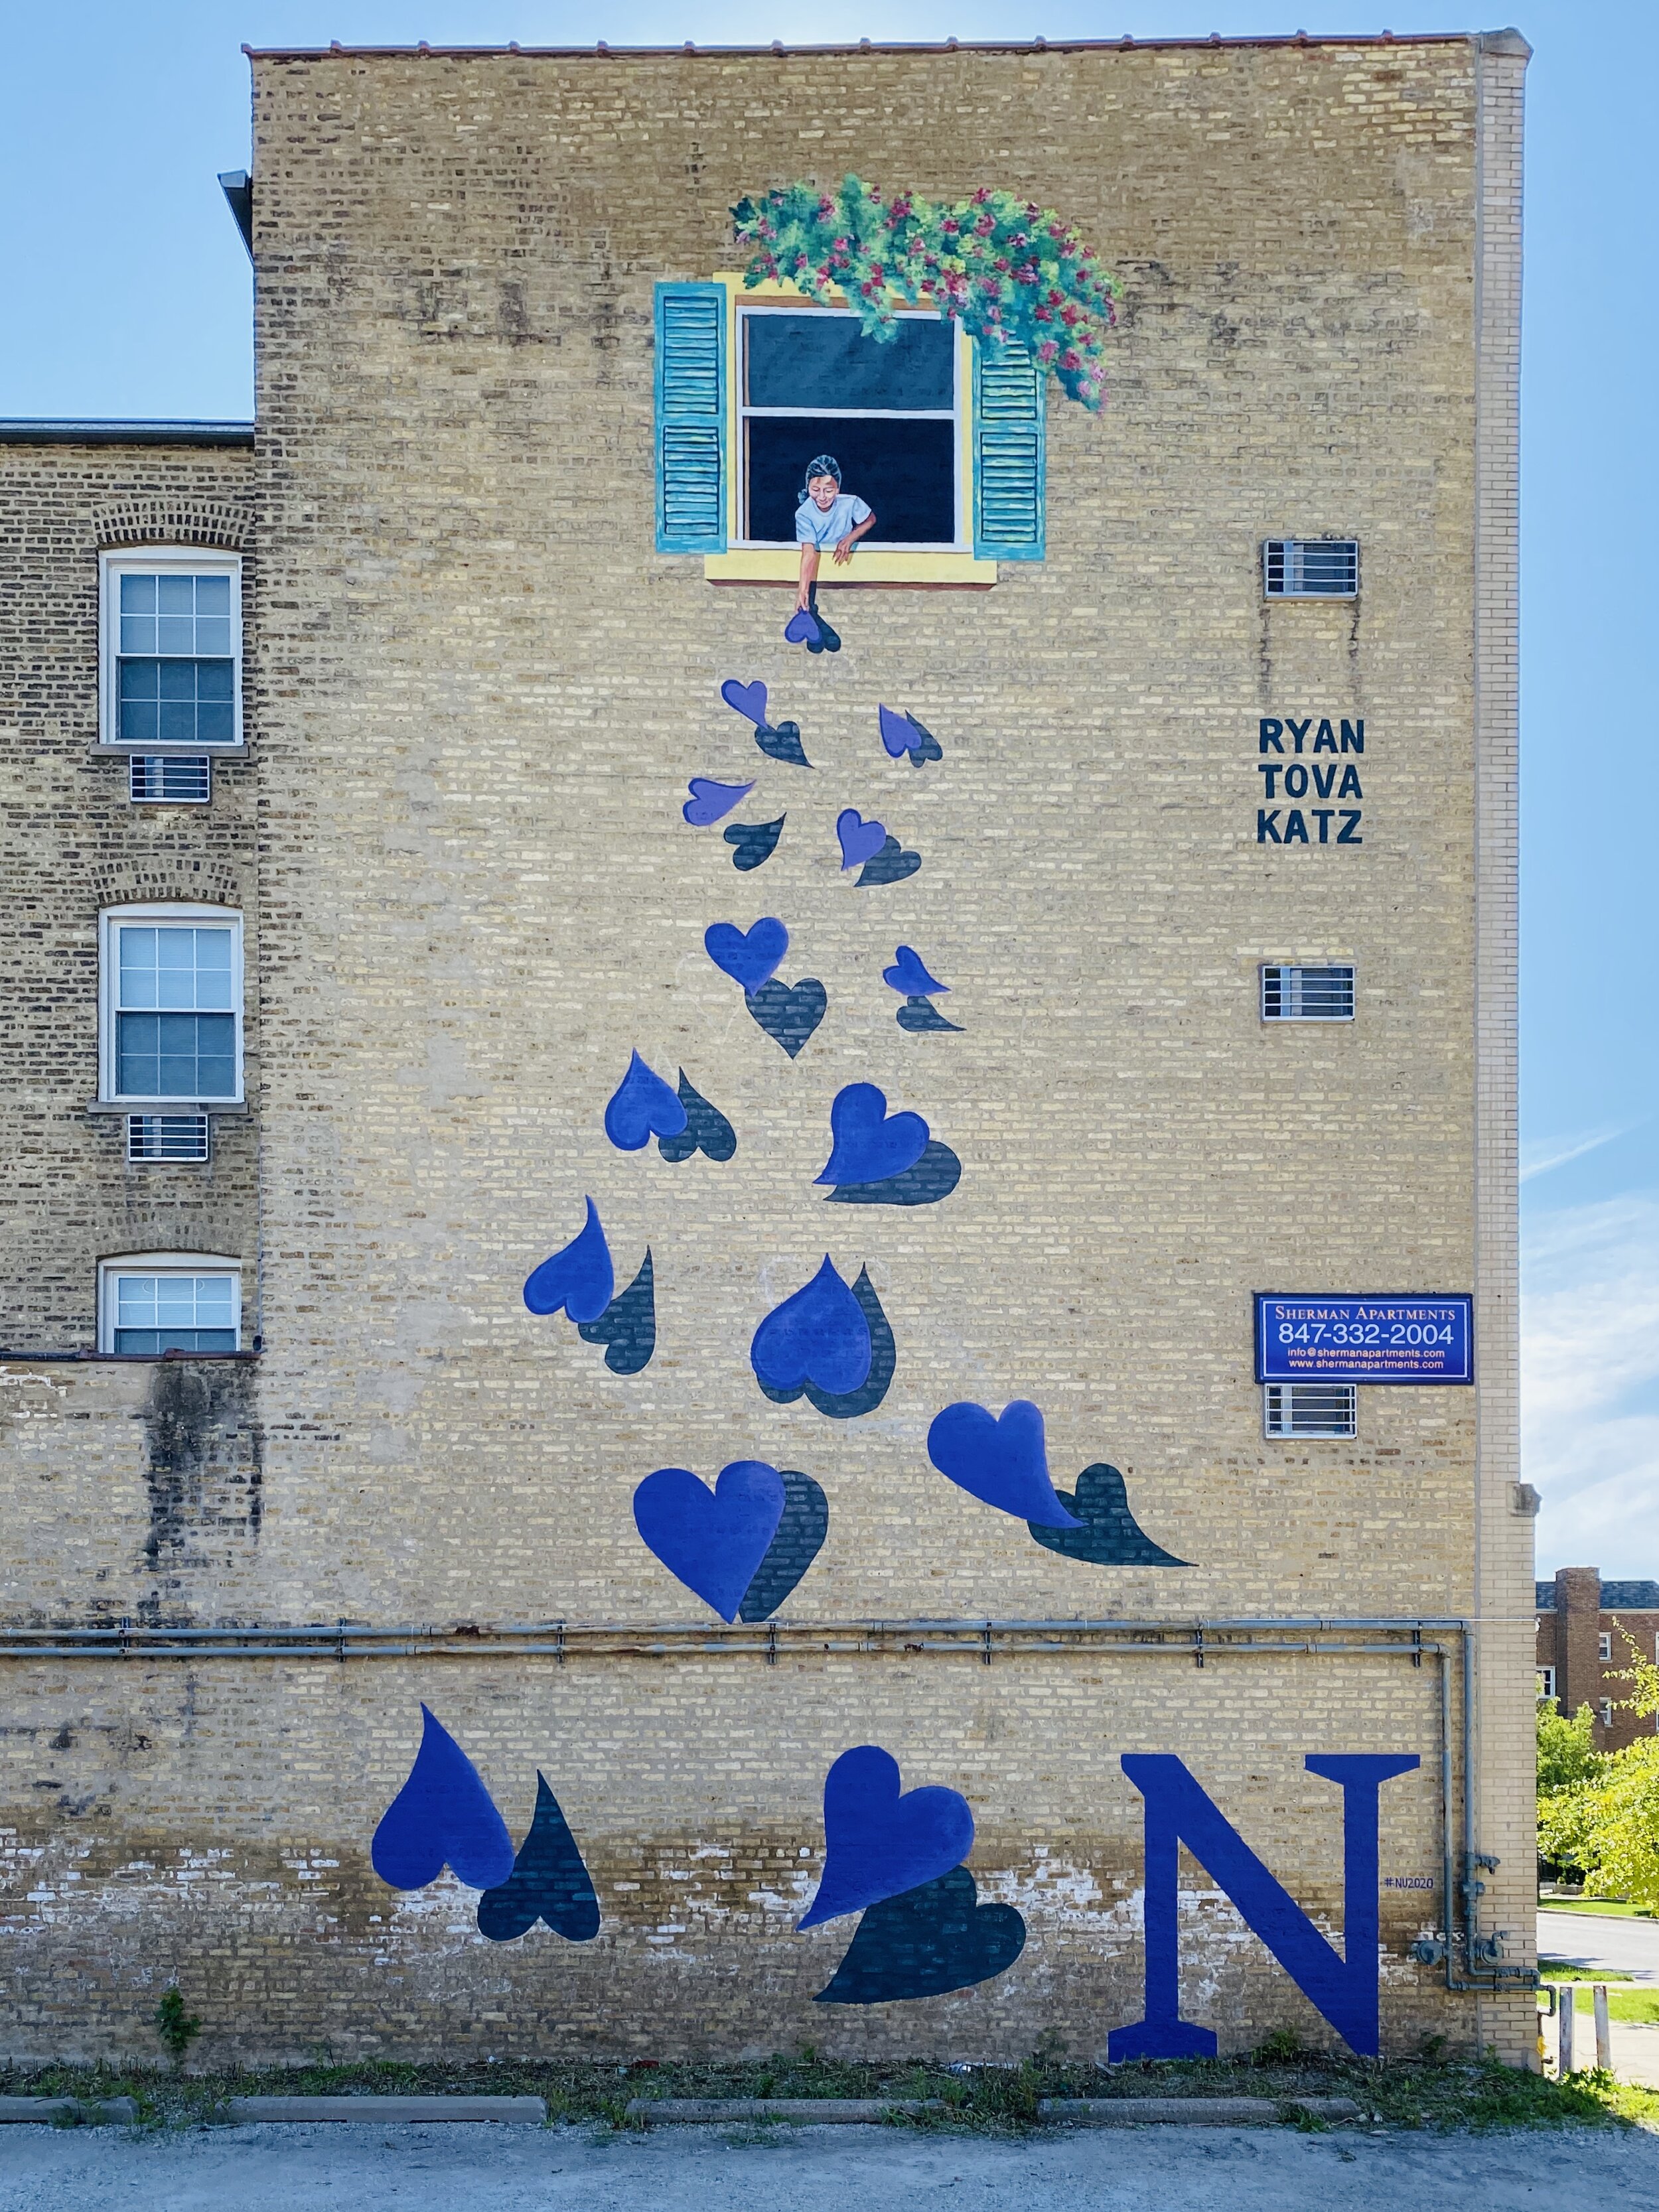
755,722,812,768
824,1140,960,1209
858,836,922,888
371,1706,516,1892
800,1744,974,1929
758,1266,895,1419
633,1460,786,1622
745,977,828,1058
476,1772,601,1944
814,1868,1027,2004
724,815,786,872
897,997,964,1034
657,1072,737,1164
736,1470,829,1622
575,1250,655,1374
1027,1464,1191,1566
926,1401,1082,1529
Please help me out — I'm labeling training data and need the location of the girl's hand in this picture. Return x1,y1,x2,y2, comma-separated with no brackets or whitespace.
795,585,813,611
832,534,857,565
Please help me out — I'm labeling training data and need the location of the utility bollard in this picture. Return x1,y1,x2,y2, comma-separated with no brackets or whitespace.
1595,1984,1612,2072
1559,1986,1577,2075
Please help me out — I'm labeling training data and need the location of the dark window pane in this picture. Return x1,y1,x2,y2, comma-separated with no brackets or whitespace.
745,415,956,546
197,701,235,744
113,1328,237,1355
196,659,234,701
118,694,161,743
119,660,161,700
117,1010,236,1097
747,312,954,411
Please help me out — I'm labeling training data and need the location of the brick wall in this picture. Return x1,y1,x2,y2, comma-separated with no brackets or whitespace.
0,35,1532,2065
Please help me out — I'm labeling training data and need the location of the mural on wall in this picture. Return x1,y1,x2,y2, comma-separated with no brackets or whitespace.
885,944,961,1035
683,777,754,825
837,809,922,888
605,1052,688,1152
478,1774,603,1945
657,1073,737,1164
633,1459,828,1622
1028,1463,1190,1568
524,1200,655,1375
752,1255,895,1418
724,813,786,872
722,677,813,768
878,705,944,768
817,1081,961,1208
800,1745,1027,2003
704,916,828,1058
372,1706,516,1894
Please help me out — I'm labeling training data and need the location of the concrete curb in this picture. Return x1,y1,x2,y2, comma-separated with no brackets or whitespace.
0,2096,139,2125
225,2095,548,2123
1040,2096,1363,2126
626,2097,944,2123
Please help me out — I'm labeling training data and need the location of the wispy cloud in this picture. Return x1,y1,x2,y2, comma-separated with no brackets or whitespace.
1520,1123,1636,1184
1525,1190,1659,1573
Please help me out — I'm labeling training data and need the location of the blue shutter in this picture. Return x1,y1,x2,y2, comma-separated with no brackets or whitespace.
654,283,727,554
972,338,1046,561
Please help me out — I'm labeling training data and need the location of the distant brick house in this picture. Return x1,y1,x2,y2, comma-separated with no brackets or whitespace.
1536,1570,1659,1753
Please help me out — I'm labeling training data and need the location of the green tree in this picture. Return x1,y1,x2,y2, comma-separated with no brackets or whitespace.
1537,1626,1659,1904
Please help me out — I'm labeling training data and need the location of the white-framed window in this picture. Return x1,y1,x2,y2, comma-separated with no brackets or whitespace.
1599,1632,1614,1662
1537,1667,1557,1702
98,904,243,1105
1600,1699,1615,1728
97,1254,241,1355
735,303,968,551
99,548,242,750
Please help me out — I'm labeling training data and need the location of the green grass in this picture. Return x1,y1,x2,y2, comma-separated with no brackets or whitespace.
2,2049,1654,2136
1539,1898,1658,1919
1540,1959,1636,1982
1542,1985,1659,2025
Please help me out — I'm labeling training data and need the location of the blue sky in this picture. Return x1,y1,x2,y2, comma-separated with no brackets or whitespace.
3,3,1653,1571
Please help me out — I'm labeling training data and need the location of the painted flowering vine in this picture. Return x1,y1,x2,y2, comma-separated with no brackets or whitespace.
732,176,1119,410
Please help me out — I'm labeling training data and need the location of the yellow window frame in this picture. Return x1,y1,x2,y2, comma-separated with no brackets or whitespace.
703,274,997,590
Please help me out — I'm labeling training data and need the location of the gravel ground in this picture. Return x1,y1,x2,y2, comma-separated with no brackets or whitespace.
3,2118,1658,2212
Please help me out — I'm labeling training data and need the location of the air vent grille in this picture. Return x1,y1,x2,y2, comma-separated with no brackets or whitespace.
126,1114,211,1162
1262,965,1355,1021
1263,1383,1357,1439
1263,539,1358,598
130,754,210,804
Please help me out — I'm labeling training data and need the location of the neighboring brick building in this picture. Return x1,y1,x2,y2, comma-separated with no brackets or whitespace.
0,32,1536,2068
1537,1571,1659,1753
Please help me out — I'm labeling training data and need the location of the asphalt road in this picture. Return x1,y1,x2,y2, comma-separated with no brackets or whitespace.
1540,1911,1659,1982
3,2121,1658,2212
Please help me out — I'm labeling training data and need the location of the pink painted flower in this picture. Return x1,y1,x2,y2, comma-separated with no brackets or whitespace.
1060,348,1080,371
1038,339,1058,363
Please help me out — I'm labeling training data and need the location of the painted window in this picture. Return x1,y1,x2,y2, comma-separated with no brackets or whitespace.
739,306,960,549
99,905,243,1104
98,1255,241,1354
654,282,1045,563
100,549,242,748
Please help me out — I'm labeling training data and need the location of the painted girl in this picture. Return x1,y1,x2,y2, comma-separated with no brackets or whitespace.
790,454,876,653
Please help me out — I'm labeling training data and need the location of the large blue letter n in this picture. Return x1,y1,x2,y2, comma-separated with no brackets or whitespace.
1109,1753,1420,2061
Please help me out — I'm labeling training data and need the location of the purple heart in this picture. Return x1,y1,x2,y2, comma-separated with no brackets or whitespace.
632,1461,786,1623
836,809,887,870
926,1401,1083,1529
877,704,920,760
720,678,769,727
705,918,788,993
371,1706,516,1892
798,1745,975,1929
785,608,822,646
816,1082,930,1188
603,1050,689,1152
684,778,755,827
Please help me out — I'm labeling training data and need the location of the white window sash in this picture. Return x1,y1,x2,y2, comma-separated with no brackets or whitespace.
96,1254,242,1354
98,904,245,1105
98,547,244,750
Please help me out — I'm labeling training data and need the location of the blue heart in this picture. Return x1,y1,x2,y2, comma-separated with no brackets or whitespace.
751,1255,871,1397
814,1866,1025,2004
784,608,822,646
721,677,768,726
684,777,754,827
371,1706,516,1892
523,1198,613,1323
836,809,887,870
705,917,788,993
816,1082,930,1188
926,1400,1083,1529
798,1745,975,1929
632,1460,786,1622
883,945,948,998
603,1050,689,1152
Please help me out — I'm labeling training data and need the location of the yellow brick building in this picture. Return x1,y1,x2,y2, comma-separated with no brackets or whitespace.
0,31,1535,2065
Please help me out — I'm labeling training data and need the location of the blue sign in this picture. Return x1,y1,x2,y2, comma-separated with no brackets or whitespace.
1254,1294,1473,1385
